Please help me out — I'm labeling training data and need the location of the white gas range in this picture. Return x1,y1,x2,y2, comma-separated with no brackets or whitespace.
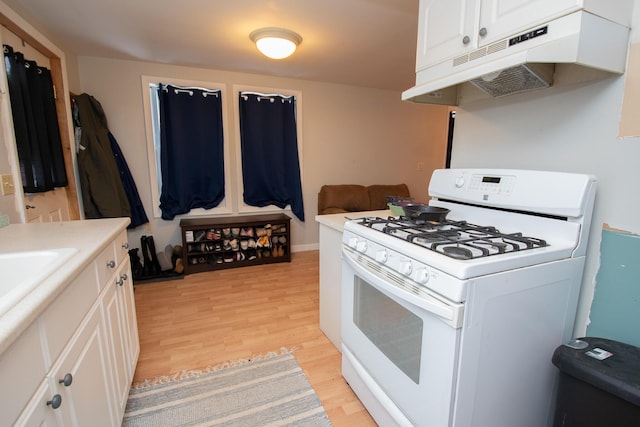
340,168,596,427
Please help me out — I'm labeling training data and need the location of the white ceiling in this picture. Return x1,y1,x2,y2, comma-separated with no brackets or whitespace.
3,0,420,91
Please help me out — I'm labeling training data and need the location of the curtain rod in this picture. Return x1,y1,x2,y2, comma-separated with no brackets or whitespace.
151,83,221,97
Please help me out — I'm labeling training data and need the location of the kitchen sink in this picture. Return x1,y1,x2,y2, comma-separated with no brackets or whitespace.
0,248,78,317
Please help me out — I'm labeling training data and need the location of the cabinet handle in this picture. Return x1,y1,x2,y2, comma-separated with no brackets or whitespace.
122,242,129,249
25,204,36,209
59,373,73,387
479,27,487,37
116,278,124,286
462,35,470,45
107,260,116,268
121,273,128,281
47,394,62,409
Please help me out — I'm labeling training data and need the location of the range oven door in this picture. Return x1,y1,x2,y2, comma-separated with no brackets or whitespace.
341,246,463,427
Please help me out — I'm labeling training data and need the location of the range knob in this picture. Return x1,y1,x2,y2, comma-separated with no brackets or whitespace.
375,249,388,263
356,240,368,253
348,237,358,248
414,268,429,284
455,175,466,188
399,259,413,276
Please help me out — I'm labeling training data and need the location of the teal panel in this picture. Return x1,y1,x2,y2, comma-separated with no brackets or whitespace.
587,229,640,347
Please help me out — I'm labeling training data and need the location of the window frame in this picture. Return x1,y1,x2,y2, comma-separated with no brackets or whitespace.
141,75,233,218
232,84,304,215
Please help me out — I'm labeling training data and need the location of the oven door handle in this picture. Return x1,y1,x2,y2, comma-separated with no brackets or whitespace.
343,247,463,328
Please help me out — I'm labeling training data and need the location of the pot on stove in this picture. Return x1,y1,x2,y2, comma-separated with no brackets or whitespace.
403,205,450,222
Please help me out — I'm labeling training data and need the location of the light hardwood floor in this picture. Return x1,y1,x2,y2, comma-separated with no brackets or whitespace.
132,250,377,426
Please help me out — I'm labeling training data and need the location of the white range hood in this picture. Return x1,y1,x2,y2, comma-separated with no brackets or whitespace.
402,11,631,105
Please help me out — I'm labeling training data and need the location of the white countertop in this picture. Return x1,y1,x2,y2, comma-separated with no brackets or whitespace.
0,218,130,355
315,210,392,232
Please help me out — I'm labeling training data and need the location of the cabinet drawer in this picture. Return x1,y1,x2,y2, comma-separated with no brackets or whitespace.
40,265,99,365
95,240,119,289
114,230,130,263
0,321,47,426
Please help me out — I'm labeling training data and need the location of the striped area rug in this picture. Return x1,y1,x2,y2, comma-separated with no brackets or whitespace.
123,350,332,426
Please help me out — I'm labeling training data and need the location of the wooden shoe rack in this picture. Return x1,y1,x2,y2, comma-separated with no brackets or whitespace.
179,213,291,274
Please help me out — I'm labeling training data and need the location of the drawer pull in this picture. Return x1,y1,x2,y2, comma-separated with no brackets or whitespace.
120,273,128,281
107,260,116,268
59,373,73,387
122,242,129,249
116,278,124,286
47,394,62,409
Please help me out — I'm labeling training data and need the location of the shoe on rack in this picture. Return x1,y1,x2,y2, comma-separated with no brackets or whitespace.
240,227,254,237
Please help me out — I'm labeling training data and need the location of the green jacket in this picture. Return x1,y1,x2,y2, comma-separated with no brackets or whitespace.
74,93,131,219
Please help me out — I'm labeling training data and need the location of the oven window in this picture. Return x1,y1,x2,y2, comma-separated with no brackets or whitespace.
353,277,423,383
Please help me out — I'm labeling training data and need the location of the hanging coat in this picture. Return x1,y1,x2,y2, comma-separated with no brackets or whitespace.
74,93,131,219
108,132,149,229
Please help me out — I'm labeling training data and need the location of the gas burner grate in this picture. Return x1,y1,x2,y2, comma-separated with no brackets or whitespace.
357,216,548,260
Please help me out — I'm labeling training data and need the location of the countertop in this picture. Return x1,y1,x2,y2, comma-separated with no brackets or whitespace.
315,210,392,232
0,218,130,355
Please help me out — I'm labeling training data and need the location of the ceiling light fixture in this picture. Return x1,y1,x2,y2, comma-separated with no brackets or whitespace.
249,27,302,60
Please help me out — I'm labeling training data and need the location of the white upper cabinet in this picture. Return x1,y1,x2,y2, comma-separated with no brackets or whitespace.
416,0,478,71
415,0,614,71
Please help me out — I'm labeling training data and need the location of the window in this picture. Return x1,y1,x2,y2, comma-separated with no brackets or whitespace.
142,78,304,220
237,91,304,221
233,85,304,219
142,76,232,218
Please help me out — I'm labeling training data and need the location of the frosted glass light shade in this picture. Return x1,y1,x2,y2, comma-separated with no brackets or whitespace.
250,28,302,59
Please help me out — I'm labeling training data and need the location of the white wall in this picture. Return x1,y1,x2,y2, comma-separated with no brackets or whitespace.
451,5,640,336
77,56,450,253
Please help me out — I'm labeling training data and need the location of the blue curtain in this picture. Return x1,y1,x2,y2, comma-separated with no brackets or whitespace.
158,84,225,220
3,45,67,193
239,93,304,221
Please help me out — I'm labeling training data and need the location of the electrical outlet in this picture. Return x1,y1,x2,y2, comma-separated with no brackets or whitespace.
1,174,15,195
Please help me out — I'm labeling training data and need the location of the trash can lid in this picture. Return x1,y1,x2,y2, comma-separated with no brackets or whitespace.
552,337,640,407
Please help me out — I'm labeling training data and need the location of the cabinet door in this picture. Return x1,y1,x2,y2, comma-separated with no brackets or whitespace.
13,380,60,427
118,259,140,377
478,0,581,46
103,269,130,418
49,304,116,427
416,0,479,70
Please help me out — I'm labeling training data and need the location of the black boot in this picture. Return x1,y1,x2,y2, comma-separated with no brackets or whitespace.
128,248,144,281
141,236,153,277
146,235,162,275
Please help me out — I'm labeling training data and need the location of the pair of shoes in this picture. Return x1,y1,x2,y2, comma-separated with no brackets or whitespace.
240,227,254,237
272,245,286,257
271,236,287,245
256,236,270,248
255,225,272,237
271,224,286,233
206,229,221,240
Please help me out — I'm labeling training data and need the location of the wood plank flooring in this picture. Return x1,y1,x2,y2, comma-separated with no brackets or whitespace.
132,250,377,426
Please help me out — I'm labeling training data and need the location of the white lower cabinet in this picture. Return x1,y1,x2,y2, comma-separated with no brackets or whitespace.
48,303,116,426
2,226,139,426
13,380,58,427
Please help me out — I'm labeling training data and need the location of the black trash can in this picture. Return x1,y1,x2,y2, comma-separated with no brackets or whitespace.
552,337,640,427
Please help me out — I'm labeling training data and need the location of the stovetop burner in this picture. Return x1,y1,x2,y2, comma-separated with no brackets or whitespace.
357,216,548,260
